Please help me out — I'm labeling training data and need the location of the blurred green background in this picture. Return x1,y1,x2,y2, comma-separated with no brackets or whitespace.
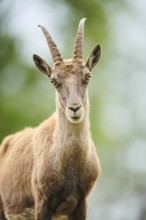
0,0,146,219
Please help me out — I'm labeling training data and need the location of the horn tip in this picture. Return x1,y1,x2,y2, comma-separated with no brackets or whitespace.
79,18,87,26
81,18,87,22
38,24,44,29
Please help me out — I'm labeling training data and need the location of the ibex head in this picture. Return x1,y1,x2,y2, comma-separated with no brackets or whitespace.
33,18,101,123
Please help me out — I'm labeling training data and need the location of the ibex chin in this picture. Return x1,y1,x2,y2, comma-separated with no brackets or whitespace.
0,18,101,220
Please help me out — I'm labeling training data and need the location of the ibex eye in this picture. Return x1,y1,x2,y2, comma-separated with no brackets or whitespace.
86,73,91,80
83,73,91,84
50,78,61,88
50,78,56,84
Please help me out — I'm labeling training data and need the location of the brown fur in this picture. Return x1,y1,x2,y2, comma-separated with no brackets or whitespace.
0,19,101,220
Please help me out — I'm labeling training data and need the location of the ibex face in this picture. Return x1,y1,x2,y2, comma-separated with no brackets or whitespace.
33,18,101,123
50,61,90,123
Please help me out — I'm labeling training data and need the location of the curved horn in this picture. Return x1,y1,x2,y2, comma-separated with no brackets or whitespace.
73,18,86,62
38,25,63,65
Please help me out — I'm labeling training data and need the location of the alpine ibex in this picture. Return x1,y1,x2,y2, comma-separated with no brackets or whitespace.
0,18,101,220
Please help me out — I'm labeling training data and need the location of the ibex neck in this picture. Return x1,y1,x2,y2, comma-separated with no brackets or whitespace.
52,98,91,164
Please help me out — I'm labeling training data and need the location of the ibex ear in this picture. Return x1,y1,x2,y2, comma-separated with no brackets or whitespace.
33,54,52,77
86,44,101,71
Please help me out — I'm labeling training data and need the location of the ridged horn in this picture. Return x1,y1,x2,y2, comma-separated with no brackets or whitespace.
38,24,63,65
73,18,86,62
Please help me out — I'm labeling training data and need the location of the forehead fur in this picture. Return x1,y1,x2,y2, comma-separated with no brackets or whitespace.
52,59,86,78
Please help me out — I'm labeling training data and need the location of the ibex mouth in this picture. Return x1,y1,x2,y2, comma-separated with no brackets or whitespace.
71,116,80,120
69,116,83,124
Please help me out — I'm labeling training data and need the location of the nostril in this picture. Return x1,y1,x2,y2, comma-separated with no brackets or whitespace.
68,105,81,113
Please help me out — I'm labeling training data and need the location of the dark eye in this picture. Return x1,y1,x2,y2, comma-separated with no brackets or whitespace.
50,78,61,88
83,73,91,84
